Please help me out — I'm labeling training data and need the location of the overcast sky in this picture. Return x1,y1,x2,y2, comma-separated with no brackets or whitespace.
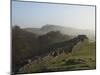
12,1,95,31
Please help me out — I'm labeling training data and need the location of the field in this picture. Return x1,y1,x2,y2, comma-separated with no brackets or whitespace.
18,40,96,73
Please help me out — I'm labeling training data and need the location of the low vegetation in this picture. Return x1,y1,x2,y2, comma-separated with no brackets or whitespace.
18,39,96,73
12,26,96,74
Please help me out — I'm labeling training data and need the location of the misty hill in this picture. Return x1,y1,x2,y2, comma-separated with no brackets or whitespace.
24,28,42,35
12,26,95,74
24,24,95,41
12,26,71,73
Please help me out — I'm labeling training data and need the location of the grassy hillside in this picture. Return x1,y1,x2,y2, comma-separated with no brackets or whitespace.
18,40,96,74
72,40,96,59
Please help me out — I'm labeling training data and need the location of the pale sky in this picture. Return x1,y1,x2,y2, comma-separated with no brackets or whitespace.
12,1,95,31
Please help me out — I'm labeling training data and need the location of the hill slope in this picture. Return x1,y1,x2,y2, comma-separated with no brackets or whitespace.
18,40,96,73
24,24,95,41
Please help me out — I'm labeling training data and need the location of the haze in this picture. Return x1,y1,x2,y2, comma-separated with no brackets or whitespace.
12,1,95,31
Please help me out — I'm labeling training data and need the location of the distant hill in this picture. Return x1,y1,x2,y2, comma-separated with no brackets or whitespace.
24,28,42,35
24,24,95,41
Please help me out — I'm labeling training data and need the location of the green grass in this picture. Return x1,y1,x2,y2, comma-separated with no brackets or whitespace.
18,40,96,73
